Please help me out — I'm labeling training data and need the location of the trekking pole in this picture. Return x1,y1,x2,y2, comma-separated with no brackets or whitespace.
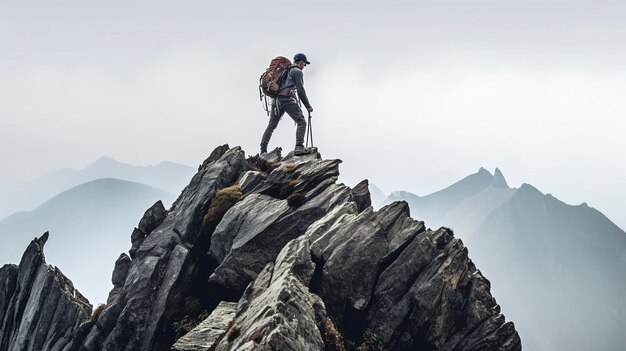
306,111,314,148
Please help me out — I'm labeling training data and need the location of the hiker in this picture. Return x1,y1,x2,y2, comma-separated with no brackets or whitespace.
260,53,314,156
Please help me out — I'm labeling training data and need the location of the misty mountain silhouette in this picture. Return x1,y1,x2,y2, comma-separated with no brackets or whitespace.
367,182,387,208
0,178,176,303
387,168,626,351
0,156,194,219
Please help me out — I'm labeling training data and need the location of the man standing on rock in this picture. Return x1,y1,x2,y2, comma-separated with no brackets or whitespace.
260,53,314,156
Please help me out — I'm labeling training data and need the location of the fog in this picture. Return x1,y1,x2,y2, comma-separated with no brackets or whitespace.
2,1,625,216
1,2,626,349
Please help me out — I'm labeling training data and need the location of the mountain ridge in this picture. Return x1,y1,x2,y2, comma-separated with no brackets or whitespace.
0,177,176,304
0,145,521,351
386,167,626,351
0,156,195,220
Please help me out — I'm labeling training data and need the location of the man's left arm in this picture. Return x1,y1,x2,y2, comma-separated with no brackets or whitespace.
293,69,312,110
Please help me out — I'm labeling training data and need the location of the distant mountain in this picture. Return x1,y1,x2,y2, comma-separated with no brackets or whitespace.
386,167,510,230
387,169,626,351
0,156,194,219
0,178,176,304
368,182,387,208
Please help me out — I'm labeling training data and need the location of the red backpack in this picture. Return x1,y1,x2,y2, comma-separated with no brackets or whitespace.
259,56,293,114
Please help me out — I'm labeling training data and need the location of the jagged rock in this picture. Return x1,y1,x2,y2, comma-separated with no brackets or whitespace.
237,171,267,194
351,179,372,213
79,146,248,351
214,236,326,351
0,144,520,351
309,204,415,329
172,301,237,351
138,200,168,235
129,228,144,258
106,253,131,304
256,157,340,196
0,265,18,325
199,144,231,171
207,154,347,298
111,253,131,287
129,200,168,259
281,147,321,163
308,198,520,350
208,194,289,267
259,147,282,163
0,232,92,351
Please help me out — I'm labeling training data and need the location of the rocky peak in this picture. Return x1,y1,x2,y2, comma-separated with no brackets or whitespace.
0,145,521,351
492,167,510,188
0,232,91,351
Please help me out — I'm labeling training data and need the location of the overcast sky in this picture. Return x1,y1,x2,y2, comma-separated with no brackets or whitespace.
1,0,625,228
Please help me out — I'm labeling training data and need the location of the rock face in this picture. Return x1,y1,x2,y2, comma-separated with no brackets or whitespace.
0,232,92,351
207,158,349,297
129,200,168,259
0,144,521,351
214,236,327,351
77,146,248,351
308,201,519,350
172,301,236,351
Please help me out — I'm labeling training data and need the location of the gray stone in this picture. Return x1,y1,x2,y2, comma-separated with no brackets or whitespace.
311,207,390,325
207,155,350,297
0,144,520,351
237,171,267,195
107,253,131,304
0,233,91,351
0,264,18,322
172,301,237,351
308,198,520,350
208,183,352,296
208,194,290,267
281,147,321,163
81,146,247,351
351,179,372,213
129,200,168,258
138,200,167,236
257,157,342,197
259,147,282,163
199,144,230,171
214,236,326,351
111,253,131,287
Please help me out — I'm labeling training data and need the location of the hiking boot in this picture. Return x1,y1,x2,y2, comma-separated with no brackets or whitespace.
294,145,307,156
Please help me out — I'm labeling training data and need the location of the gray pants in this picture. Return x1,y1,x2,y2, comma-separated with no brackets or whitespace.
260,97,307,151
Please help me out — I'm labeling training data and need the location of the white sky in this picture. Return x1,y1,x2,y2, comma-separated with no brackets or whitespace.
1,0,625,228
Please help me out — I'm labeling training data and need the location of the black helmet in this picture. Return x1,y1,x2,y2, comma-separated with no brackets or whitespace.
294,53,310,65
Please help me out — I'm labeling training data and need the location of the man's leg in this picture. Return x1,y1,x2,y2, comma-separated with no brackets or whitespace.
260,102,283,153
281,99,307,147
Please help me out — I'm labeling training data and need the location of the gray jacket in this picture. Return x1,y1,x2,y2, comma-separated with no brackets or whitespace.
278,66,311,109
